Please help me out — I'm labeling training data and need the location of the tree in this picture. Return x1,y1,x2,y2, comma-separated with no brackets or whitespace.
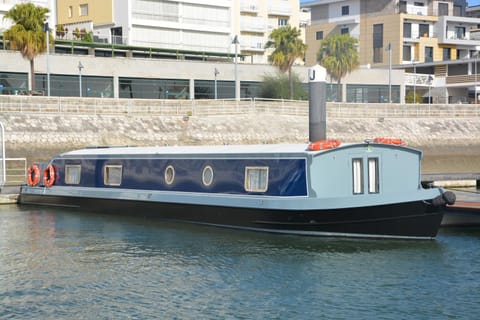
317,34,359,102
265,25,306,100
3,3,50,92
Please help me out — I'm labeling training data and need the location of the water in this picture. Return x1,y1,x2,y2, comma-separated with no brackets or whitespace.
1,201,480,319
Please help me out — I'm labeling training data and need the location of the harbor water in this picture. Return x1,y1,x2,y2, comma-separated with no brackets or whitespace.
1,193,480,319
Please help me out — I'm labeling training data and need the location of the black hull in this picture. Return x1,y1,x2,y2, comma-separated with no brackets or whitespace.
18,193,443,239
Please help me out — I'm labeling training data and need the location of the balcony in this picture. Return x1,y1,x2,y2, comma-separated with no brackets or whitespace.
240,16,266,33
437,16,480,45
405,73,434,87
240,0,259,13
267,4,291,17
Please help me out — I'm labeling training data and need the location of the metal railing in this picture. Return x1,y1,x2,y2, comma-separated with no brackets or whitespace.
0,96,480,118
2,158,27,186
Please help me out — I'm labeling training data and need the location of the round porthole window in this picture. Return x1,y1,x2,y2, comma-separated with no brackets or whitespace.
165,165,175,185
202,165,214,186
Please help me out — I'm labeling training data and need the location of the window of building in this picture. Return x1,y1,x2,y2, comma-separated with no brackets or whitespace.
342,6,349,16
202,165,214,187
425,46,433,62
65,165,81,184
454,5,463,16
347,84,401,103
341,27,349,35
438,3,449,16
403,22,412,38
368,158,379,193
399,1,407,13
79,4,88,16
403,45,412,61
352,159,363,194
244,166,269,192
278,18,288,27
316,31,323,40
419,24,429,37
165,165,175,185
373,24,383,63
455,26,465,39
68,6,73,18
443,48,451,61
414,2,424,6
104,165,122,186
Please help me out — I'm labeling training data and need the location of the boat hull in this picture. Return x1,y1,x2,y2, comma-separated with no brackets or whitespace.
19,193,443,239
442,202,480,227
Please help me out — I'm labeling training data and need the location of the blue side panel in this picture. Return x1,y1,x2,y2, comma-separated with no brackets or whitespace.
51,158,308,197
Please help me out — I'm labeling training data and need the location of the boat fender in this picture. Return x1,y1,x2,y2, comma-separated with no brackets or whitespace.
43,164,56,188
442,191,456,205
308,139,341,151
431,191,456,207
27,164,41,187
373,137,407,146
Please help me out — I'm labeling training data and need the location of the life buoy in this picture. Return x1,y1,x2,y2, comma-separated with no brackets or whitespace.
308,139,341,151
27,164,41,187
43,164,56,187
373,137,407,146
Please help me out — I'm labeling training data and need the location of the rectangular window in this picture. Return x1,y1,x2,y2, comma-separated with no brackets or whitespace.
341,27,349,35
399,1,407,13
438,3,449,16
443,48,451,61
68,6,73,18
403,22,412,38
79,4,88,16
368,158,379,193
316,31,323,40
278,18,288,27
104,165,122,186
342,6,349,16
244,166,269,192
373,24,383,63
403,45,412,61
454,5,462,16
419,24,429,37
352,158,363,195
425,46,433,62
65,165,81,185
455,26,465,39
414,2,424,6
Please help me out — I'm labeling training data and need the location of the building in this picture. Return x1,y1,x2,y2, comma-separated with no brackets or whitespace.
302,0,480,103
55,0,301,64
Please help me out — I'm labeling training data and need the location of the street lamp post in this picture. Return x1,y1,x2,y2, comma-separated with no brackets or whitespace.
214,68,219,100
43,22,50,96
232,35,239,101
386,43,392,103
78,61,84,97
475,53,478,104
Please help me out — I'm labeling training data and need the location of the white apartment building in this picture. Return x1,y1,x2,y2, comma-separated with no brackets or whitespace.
54,0,301,64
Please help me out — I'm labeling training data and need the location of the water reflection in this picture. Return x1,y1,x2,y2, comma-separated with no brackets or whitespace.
1,205,480,319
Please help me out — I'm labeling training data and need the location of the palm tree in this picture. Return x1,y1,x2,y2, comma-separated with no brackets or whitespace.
3,3,50,92
317,34,359,102
265,25,307,100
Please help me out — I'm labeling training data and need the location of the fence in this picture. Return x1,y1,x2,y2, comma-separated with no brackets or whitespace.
3,158,27,186
0,96,479,118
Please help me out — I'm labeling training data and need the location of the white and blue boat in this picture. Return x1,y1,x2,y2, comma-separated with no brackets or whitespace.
19,140,455,239
18,66,455,239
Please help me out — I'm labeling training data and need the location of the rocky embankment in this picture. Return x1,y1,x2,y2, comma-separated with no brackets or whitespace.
1,112,480,174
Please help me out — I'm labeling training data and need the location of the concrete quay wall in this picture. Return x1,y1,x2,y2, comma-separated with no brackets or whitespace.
1,97,480,173
2,113,480,174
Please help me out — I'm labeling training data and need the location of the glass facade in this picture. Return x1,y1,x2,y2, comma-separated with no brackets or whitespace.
347,84,401,103
35,74,114,97
0,72,28,94
119,77,189,99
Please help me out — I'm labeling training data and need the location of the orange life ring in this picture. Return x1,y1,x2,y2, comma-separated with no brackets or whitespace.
43,164,56,187
373,137,407,146
308,139,341,151
27,164,41,187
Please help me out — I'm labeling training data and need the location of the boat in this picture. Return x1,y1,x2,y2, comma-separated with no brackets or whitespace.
18,66,455,239
18,140,455,239
443,201,480,226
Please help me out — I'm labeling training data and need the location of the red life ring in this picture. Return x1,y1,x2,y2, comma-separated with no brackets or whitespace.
43,164,56,188
27,164,41,186
373,137,407,146
308,139,341,151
